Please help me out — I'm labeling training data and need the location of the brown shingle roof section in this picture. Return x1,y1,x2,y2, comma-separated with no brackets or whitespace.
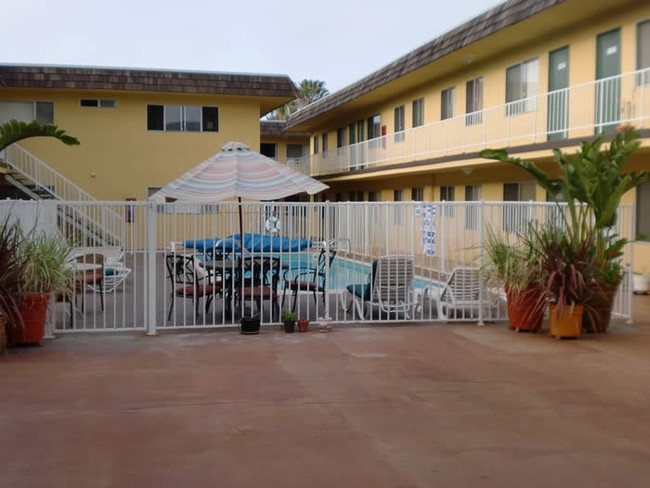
0,65,298,99
260,120,309,138
286,0,564,128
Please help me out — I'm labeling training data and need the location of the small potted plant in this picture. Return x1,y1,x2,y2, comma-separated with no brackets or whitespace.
281,308,296,333
12,228,72,345
240,314,261,335
297,318,309,333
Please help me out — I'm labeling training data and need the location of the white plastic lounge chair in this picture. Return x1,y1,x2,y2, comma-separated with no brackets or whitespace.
342,255,415,319
429,267,482,321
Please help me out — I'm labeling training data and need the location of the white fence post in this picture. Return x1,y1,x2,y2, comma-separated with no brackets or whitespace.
145,200,157,336
323,200,332,321
478,200,485,326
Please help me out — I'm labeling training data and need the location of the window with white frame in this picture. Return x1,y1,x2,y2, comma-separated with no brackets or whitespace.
313,135,319,154
336,127,346,148
80,99,117,108
356,120,365,142
465,77,483,125
505,58,540,116
465,185,481,230
348,123,356,144
638,20,650,86
393,189,403,224
412,98,424,128
286,144,304,163
637,181,650,241
394,105,405,142
503,182,536,233
411,187,424,201
440,185,455,217
367,115,380,139
321,133,328,154
147,105,218,132
0,101,54,124
441,87,455,120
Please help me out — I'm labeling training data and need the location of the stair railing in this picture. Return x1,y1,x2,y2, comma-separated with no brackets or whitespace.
0,144,124,246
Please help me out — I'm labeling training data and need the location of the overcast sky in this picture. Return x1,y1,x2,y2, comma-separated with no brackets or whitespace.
2,0,504,94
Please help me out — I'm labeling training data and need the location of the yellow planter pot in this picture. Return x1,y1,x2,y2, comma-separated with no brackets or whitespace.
549,304,584,339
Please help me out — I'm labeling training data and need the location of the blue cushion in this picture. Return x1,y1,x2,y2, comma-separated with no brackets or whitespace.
346,283,371,301
183,238,219,253
227,233,312,253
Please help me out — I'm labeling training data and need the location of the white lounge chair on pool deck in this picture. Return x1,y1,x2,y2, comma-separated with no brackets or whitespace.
341,255,415,319
429,267,482,321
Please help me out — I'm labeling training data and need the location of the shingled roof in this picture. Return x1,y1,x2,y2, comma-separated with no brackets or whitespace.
260,120,309,139
286,0,564,128
0,64,298,100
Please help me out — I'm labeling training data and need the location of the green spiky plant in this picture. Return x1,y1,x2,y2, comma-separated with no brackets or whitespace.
0,119,80,152
15,227,73,294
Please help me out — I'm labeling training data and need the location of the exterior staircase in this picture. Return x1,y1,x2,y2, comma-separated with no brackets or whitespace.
0,144,124,247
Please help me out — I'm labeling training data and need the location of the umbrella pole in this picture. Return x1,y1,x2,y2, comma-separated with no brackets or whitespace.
238,197,245,318
238,196,244,263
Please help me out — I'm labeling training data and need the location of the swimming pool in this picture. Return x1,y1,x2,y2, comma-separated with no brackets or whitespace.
282,254,438,291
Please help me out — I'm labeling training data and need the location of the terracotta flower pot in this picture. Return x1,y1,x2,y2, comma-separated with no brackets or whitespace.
506,286,544,332
9,292,50,346
297,319,309,333
582,283,618,333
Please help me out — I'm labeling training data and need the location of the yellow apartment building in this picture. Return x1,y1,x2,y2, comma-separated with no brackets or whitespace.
0,0,649,267
0,65,297,201
284,0,650,268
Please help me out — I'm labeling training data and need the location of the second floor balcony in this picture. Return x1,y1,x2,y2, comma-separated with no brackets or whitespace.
288,69,650,178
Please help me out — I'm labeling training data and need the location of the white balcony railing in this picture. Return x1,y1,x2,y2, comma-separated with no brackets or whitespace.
289,68,650,177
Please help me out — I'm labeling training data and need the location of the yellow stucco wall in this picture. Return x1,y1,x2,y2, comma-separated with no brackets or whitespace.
308,2,649,177
1,88,264,200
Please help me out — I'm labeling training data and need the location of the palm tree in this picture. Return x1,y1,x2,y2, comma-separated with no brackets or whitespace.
267,79,329,120
0,119,80,152
296,79,329,107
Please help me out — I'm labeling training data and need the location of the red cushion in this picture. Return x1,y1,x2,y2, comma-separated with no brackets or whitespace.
290,281,323,292
174,284,220,297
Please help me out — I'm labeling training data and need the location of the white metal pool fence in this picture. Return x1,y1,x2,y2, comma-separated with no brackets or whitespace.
0,200,635,334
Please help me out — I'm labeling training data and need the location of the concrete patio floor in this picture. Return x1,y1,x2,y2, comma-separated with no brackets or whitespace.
2,296,650,487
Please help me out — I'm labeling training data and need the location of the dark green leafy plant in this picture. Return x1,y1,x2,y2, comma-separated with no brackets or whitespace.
524,224,597,310
0,220,27,330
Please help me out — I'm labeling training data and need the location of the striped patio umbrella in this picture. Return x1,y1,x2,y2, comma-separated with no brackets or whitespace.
150,141,328,262
150,141,327,202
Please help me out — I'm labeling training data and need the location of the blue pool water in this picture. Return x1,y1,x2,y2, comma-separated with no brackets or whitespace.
282,254,438,291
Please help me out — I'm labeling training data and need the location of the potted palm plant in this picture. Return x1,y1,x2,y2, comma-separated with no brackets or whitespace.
481,226,545,332
11,229,72,345
481,125,647,333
